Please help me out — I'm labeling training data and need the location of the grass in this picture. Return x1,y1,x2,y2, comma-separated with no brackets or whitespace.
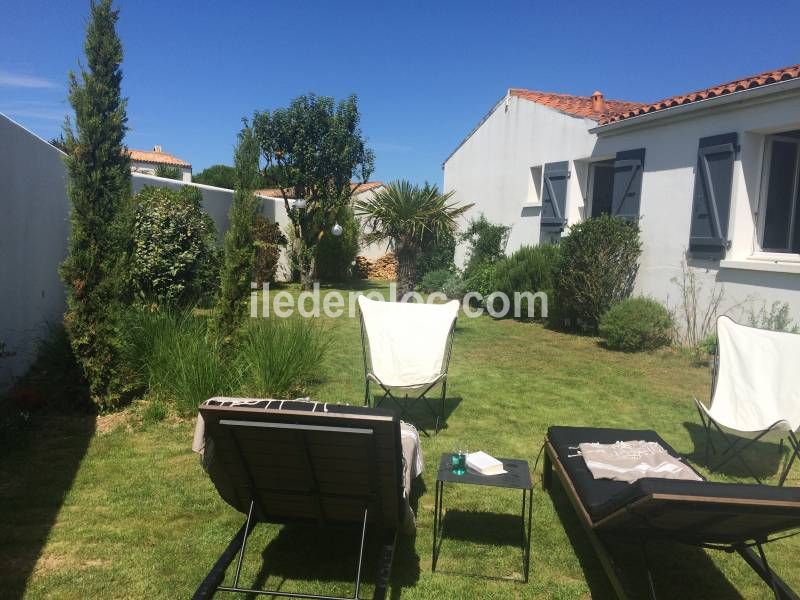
2,282,799,599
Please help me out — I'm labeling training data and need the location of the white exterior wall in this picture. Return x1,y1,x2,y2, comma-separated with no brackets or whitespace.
592,89,800,321
443,93,597,267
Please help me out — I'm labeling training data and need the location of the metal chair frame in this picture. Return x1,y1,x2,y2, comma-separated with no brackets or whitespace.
696,339,800,486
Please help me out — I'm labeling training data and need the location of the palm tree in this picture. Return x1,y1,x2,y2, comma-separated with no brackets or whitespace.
354,181,473,300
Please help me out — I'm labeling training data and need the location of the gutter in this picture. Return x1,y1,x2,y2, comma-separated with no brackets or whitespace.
590,77,800,136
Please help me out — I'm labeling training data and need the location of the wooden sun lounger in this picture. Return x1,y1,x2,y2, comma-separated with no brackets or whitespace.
543,426,800,600
192,400,406,600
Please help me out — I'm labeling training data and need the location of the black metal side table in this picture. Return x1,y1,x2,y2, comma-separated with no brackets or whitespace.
432,453,533,582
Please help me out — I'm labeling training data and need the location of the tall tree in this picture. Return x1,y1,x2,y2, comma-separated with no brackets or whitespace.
213,124,261,339
252,94,374,289
60,0,132,409
354,181,472,299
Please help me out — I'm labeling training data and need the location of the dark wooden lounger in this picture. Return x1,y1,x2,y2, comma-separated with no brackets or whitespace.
544,426,800,600
192,399,407,600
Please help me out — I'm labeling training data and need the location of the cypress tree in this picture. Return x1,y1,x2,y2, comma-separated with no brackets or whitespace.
213,125,261,340
60,0,133,409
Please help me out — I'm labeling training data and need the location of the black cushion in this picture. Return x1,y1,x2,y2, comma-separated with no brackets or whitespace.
548,426,800,522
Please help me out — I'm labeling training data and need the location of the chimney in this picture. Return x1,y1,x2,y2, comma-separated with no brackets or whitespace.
591,91,605,114
153,144,162,153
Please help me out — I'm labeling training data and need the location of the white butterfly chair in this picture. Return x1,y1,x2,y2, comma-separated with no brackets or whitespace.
695,315,800,485
358,295,459,435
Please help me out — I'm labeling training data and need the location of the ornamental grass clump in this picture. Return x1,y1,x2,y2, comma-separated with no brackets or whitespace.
238,318,329,399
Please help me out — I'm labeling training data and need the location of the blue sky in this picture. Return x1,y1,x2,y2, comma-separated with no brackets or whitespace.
2,0,799,187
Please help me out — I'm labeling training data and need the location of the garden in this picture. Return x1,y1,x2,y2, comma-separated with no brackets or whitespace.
2,2,800,599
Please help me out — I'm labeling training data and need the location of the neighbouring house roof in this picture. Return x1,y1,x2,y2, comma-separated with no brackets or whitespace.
509,89,641,120
128,148,191,168
600,63,800,125
255,181,384,199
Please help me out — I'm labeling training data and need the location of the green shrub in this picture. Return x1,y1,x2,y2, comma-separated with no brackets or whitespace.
417,229,456,278
464,262,497,301
238,318,328,398
121,309,235,415
493,245,560,318
441,272,467,299
554,215,641,332
419,268,453,293
132,186,221,307
459,215,510,276
315,208,359,282
154,164,181,180
599,298,673,351
746,301,800,333
11,324,91,412
253,215,287,286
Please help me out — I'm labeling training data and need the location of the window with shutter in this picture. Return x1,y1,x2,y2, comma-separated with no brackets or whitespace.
610,149,645,220
540,161,569,233
762,134,800,253
688,133,738,257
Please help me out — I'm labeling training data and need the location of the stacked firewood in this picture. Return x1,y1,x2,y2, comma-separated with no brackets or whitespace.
354,253,397,280
354,255,371,279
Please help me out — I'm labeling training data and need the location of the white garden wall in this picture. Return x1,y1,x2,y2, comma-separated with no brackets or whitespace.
0,113,291,388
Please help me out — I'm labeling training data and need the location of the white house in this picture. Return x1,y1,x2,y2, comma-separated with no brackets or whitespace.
129,145,192,181
444,63,800,322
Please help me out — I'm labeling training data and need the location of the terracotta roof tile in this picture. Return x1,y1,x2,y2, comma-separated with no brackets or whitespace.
255,181,383,198
128,149,191,168
601,63,800,125
509,89,641,120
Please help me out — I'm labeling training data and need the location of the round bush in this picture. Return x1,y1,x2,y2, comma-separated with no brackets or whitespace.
493,244,560,319
132,185,221,308
419,268,452,293
554,215,641,331
442,272,467,299
464,262,497,300
599,298,673,351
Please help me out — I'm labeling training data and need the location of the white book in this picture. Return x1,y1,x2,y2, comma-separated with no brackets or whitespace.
466,451,507,476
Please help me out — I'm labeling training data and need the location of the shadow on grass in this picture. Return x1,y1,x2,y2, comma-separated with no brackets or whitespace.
367,395,462,435
236,481,425,600
433,509,528,582
547,472,744,599
0,414,96,599
683,421,788,483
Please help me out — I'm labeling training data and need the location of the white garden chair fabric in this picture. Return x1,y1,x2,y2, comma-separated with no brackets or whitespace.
695,315,800,485
358,295,459,435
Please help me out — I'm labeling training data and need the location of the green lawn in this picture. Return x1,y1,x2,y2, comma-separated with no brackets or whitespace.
3,284,799,599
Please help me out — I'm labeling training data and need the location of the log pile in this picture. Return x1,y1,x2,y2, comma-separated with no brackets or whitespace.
354,253,397,280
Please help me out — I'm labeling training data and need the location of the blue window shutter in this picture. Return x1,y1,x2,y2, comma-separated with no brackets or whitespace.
611,149,645,220
688,133,738,257
540,161,570,232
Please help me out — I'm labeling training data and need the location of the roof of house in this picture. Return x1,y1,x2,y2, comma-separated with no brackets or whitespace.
128,148,191,168
600,63,800,125
509,89,641,120
255,181,384,199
